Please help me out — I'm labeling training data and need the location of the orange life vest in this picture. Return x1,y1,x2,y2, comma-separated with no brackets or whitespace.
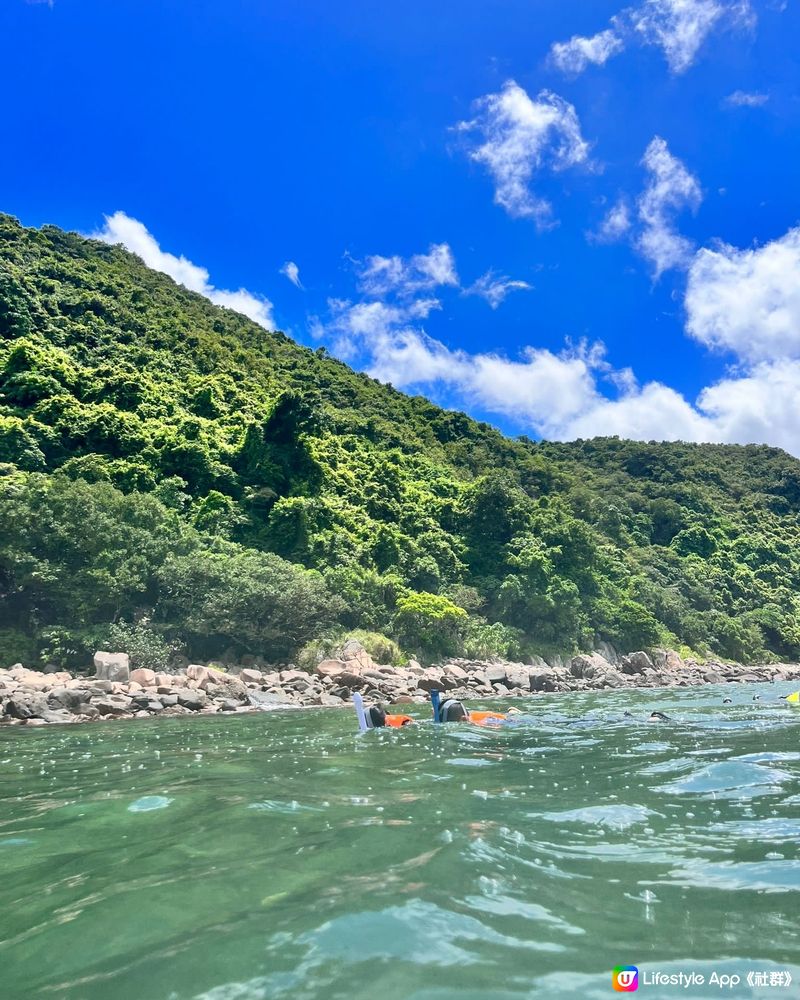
385,714,413,727
467,710,507,726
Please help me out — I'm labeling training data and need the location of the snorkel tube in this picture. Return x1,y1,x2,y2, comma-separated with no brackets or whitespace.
353,692,369,733
431,689,442,724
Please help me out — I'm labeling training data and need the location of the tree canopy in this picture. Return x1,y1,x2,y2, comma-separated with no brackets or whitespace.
3,212,800,667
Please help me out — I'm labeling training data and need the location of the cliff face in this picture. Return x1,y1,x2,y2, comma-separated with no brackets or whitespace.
3,213,800,667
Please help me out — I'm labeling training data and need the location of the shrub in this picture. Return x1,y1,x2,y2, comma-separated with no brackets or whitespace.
105,617,183,671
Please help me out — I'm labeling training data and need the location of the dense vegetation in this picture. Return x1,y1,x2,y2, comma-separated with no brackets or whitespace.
2,213,800,668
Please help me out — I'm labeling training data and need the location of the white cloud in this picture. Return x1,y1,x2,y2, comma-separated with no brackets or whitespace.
724,89,769,107
594,199,633,243
357,243,459,297
632,0,725,73
697,360,800,454
456,81,590,225
93,212,275,328
550,0,754,77
685,227,800,361
316,259,800,456
635,137,702,275
549,29,625,74
465,270,532,309
280,261,303,289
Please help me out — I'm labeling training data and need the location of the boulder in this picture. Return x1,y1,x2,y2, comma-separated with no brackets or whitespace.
159,694,179,707
39,708,74,724
94,651,130,682
505,666,532,691
5,691,49,719
94,695,132,715
316,659,347,678
703,670,724,684
248,690,295,709
484,665,507,685
130,668,157,687
280,669,309,684
218,699,241,712
177,690,207,711
569,654,610,680
444,664,469,683
239,668,263,685
340,639,376,672
316,693,346,706
530,670,556,692
621,651,654,675
594,641,621,666
48,686,90,712
185,664,212,687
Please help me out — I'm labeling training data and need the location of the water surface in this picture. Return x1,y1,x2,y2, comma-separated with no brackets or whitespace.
2,683,800,999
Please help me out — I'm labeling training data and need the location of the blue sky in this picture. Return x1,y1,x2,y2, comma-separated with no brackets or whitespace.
3,0,800,451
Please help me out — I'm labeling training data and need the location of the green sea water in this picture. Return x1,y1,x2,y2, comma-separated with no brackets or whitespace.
1,683,800,1000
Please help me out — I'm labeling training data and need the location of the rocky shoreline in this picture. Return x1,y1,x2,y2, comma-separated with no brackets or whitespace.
2,642,800,727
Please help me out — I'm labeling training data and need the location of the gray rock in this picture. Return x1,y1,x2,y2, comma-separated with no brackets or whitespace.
570,654,610,679
89,680,114,694
5,691,49,719
39,708,75,724
530,670,555,692
316,693,345,706
48,686,90,712
94,695,132,715
505,666,532,691
177,690,207,711
621,651,654,675
484,665,507,685
93,651,130,682
248,690,295,708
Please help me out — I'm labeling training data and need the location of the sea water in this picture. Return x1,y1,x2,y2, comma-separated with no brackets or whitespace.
1,683,799,999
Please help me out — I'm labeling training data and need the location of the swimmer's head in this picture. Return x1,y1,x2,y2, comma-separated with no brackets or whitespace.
648,710,670,722
506,707,522,716
439,699,468,723
367,705,387,728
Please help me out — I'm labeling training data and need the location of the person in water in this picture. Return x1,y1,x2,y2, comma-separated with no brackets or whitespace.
623,710,672,722
438,698,511,726
365,704,413,728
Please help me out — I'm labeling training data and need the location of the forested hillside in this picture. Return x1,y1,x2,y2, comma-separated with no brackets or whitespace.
2,213,800,668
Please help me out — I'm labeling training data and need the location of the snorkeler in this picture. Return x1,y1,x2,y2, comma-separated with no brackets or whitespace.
435,696,512,727
623,710,672,722
365,704,413,728
352,694,413,731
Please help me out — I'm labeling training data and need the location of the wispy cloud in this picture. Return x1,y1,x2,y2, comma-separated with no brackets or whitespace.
723,89,769,107
549,28,625,74
356,243,459,297
593,198,633,243
550,0,754,77
636,137,702,276
464,270,532,309
455,81,590,226
280,261,304,289
92,212,275,328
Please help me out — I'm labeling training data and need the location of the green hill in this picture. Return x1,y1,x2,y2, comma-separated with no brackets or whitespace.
2,212,800,668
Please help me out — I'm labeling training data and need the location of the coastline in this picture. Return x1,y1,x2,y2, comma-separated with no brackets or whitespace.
2,644,800,727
